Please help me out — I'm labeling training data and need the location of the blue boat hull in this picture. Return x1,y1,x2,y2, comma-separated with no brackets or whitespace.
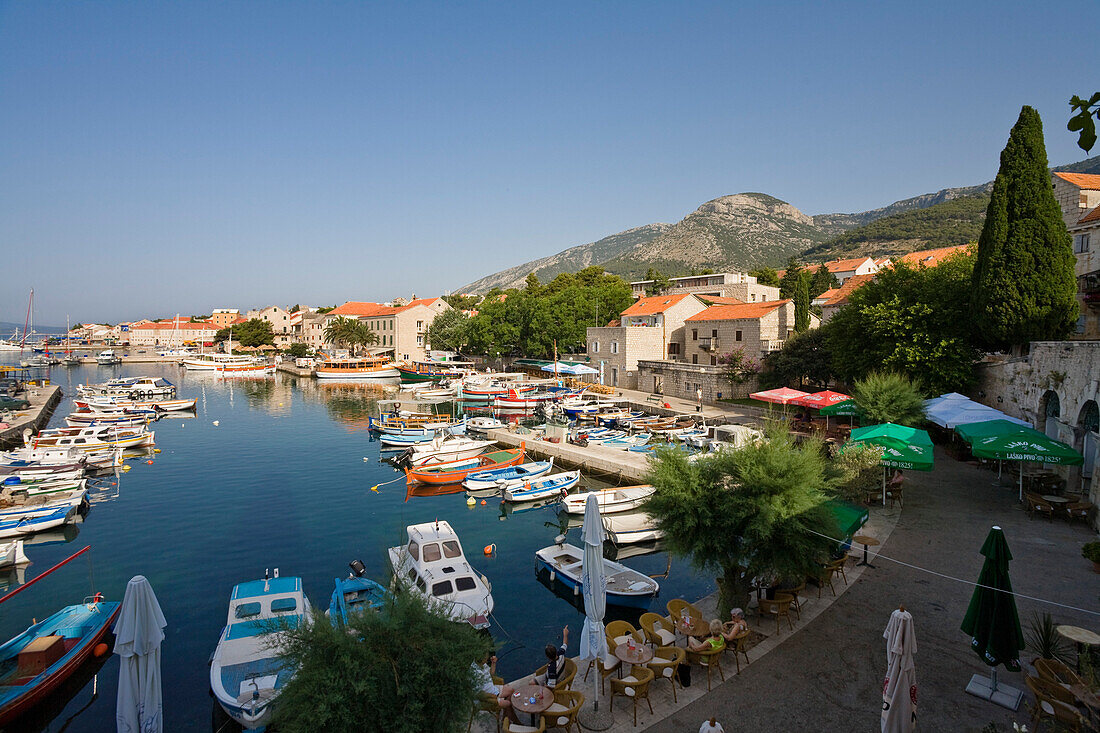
535,558,653,609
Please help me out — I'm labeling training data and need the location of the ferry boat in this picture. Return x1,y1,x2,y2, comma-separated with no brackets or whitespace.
315,355,400,380
31,426,154,452
395,361,472,383
181,353,274,375
210,570,309,730
387,521,493,629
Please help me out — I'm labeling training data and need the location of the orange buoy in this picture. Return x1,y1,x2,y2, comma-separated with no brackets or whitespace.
145,460,154,465
93,643,109,657
483,543,495,556
480,499,486,506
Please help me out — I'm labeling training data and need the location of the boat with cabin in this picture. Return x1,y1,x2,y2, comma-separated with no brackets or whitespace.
95,350,121,366
535,540,659,608
210,570,310,730
31,426,154,452
315,355,400,380
405,436,495,467
387,521,493,629
396,361,472,383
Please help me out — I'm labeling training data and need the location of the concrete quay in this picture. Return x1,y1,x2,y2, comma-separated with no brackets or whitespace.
0,384,62,449
486,428,651,483
276,362,315,377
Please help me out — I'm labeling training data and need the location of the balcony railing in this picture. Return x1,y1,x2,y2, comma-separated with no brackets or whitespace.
760,340,784,352
699,337,719,351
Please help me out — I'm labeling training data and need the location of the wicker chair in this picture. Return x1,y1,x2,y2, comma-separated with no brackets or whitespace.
829,556,849,585
534,657,577,691
1024,492,1054,521
687,638,725,691
1063,500,1094,524
609,665,655,727
1035,657,1086,688
504,718,546,733
582,641,621,695
757,592,795,635
605,620,644,649
723,627,751,674
540,689,584,733
666,598,703,626
781,580,806,620
1024,675,1085,732
639,612,676,647
468,675,505,733
645,645,686,702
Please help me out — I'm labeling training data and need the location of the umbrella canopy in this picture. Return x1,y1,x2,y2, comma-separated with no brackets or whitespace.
749,387,810,405
848,424,934,472
541,361,598,375
115,575,167,733
827,500,869,542
961,526,1024,670
791,390,851,409
924,397,1029,429
955,420,1083,465
882,608,917,733
820,399,862,417
579,493,608,713
922,392,970,412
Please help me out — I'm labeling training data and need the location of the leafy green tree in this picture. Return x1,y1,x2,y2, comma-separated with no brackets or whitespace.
1069,92,1100,152
442,293,481,311
749,267,781,288
524,272,542,294
972,106,1078,350
809,265,839,299
214,319,274,347
794,271,811,333
849,371,925,426
643,267,672,296
779,257,803,299
427,308,471,352
644,428,838,614
717,348,760,393
289,304,300,313
825,443,883,503
272,592,491,733
284,342,311,358
828,253,980,394
760,325,836,389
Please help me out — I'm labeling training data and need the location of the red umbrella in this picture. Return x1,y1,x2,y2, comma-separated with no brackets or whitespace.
749,387,810,405
791,390,851,408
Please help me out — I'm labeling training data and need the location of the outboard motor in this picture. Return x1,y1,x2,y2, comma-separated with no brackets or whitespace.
348,559,367,578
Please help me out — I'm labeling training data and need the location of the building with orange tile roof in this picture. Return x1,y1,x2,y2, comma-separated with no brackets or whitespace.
1052,171,1100,339
682,299,817,366
323,297,450,361
896,244,972,268
629,272,779,303
127,318,220,347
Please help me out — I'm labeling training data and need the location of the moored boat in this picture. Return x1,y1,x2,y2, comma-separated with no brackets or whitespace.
210,571,310,730
603,513,664,545
462,459,553,491
73,397,196,412
535,541,659,608
0,539,28,568
31,426,154,452
396,361,471,383
560,485,655,515
0,506,77,539
406,447,524,485
95,350,121,365
315,355,400,380
328,562,389,626
405,436,495,467
502,471,580,502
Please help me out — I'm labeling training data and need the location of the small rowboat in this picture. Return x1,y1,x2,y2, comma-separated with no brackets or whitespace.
535,541,659,608
502,471,580,502
561,485,655,515
379,432,439,447
405,447,525,485
72,397,196,412
602,435,651,451
328,572,389,626
603,513,663,545
0,506,76,539
463,459,554,491
406,437,496,467
460,383,537,401
0,539,28,568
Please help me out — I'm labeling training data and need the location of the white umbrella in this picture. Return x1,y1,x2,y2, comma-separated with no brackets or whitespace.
881,607,917,733
577,493,612,728
115,575,167,733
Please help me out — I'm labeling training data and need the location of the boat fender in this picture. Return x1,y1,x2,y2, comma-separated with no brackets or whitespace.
483,543,495,556
466,497,476,506
573,585,580,596
94,643,109,657
154,448,161,453
480,499,486,506
549,571,556,582
362,457,369,462
212,420,219,426
560,487,569,498
146,460,154,465
121,465,131,472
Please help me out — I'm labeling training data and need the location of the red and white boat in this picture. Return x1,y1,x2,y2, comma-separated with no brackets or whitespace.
460,382,538,401
182,353,274,376
492,389,574,409
73,397,197,412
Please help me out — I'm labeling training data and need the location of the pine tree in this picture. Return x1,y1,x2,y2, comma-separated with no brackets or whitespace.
779,257,803,299
794,271,811,333
809,264,838,299
972,106,1078,349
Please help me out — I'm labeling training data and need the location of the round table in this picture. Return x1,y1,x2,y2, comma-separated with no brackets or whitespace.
512,684,554,715
614,642,654,665
852,535,880,568
1057,625,1100,674
673,616,710,640
1043,495,1069,504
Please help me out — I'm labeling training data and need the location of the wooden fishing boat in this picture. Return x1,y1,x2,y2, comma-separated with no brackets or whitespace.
73,397,196,412
561,485,655,515
406,436,496,467
0,505,77,540
602,434,651,451
396,361,471,383
32,426,154,452
405,447,524,485
502,471,580,502
603,513,664,545
535,541,659,608
0,595,121,724
459,382,537,401
328,570,388,626
0,489,87,523
65,411,152,428
316,355,400,380
463,459,553,490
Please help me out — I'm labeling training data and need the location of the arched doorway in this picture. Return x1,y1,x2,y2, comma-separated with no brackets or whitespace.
1040,390,1061,440
1079,400,1099,486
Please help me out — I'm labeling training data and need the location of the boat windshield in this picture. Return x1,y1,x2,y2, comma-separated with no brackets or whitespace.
442,541,461,559
407,540,419,561
431,580,452,597
422,543,441,562
455,576,476,592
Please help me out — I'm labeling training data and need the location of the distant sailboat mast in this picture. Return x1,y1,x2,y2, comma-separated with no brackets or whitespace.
20,289,32,355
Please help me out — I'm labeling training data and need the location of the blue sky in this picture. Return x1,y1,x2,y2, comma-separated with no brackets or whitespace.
1,1,1095,325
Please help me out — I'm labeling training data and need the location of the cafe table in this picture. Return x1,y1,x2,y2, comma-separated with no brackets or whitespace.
614,640,654,665
512,683,554,725
1057,625,1100,673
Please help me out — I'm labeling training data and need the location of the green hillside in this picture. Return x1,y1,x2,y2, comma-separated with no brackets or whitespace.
802,193,990,259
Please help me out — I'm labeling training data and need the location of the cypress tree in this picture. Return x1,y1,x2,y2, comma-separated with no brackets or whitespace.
779,257,803,299
794,270,811,333
972,106,1078,349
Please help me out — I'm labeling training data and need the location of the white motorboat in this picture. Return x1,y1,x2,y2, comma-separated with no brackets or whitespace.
535,541,659,608
603,512,664,545
0,505,76,539
31,426,154,451
77,377,176,398
73,397,197,412
210,570,310,730
183,353,274,376
387,521,493,629
561,485,655,515
95,350,121,365
406,436,495,467
465,416,506,433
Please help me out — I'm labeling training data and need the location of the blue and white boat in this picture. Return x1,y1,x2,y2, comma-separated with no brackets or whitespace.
535,541,659,608
378,432,438,447
603,434,651,451
328,564,389,627
462,459,554,491
0,506,77,539
210,570,310,730
502,471,581,502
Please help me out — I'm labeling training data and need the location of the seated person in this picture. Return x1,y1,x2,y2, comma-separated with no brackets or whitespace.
473,652,518,723
534,625,570,688
688,620,726,655
888,468,904,489
722,608,748,641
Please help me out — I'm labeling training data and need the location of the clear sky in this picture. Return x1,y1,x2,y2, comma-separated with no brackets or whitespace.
1,1,1095,326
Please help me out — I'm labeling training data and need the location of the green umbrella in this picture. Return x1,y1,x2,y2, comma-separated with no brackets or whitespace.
820,399,862,417
847,424,934,505
961,526,1025,710
955,419,1083,501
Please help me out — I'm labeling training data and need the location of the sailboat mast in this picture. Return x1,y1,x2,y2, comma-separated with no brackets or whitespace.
20,289,32,354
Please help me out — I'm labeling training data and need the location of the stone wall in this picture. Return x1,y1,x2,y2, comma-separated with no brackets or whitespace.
637,359,759,402
586,326,667,389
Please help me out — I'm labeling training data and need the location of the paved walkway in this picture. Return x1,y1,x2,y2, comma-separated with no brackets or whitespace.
650,447,1098,732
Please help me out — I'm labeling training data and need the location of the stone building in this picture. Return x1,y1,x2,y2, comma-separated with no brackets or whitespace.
630,273,779,303
323,297,449,362
297,310,327,351
210,309,240,328
246,306,294,347
1052,172,1100,339
584,294,707,389
682,300,805,366
127,318,219,348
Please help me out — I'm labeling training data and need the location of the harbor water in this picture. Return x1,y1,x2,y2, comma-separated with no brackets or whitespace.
0,359,711,731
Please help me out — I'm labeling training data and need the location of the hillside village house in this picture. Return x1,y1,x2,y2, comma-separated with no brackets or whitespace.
246,305,294,347
630,272,779,302
323,298,449,362
683,299,808,366
296,310,327,350
210,309,240,328
127,317,219,348
1052,172,1100,339
585,294,707,389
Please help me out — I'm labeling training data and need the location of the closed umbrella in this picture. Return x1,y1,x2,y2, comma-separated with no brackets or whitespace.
115,575,167,732
577,493,612,729
961,526,1025,710
881,607,917,733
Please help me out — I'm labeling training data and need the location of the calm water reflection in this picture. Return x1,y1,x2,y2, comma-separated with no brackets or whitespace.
0,359,710,731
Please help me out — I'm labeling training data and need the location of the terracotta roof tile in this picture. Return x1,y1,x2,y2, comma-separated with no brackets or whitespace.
697,295,746,305
328,301,390,317
685,300,789,322
824,273,877,306
896,244,972,267
621,293,696,316
1054,172,1100,190
1078,204,1100,225
824,257,875,273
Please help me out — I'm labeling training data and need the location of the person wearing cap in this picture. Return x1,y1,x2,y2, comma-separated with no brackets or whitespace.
722,607,748,641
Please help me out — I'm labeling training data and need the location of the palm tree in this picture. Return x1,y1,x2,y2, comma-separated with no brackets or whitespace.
323,317,359,354
850,371,926,426
350,321,379,356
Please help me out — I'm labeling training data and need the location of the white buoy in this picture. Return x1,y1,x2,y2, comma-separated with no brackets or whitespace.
212,420,219,426
363,457,369,462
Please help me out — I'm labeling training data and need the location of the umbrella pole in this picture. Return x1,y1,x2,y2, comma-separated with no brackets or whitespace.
883,467,887,507
1019,465,1024,503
